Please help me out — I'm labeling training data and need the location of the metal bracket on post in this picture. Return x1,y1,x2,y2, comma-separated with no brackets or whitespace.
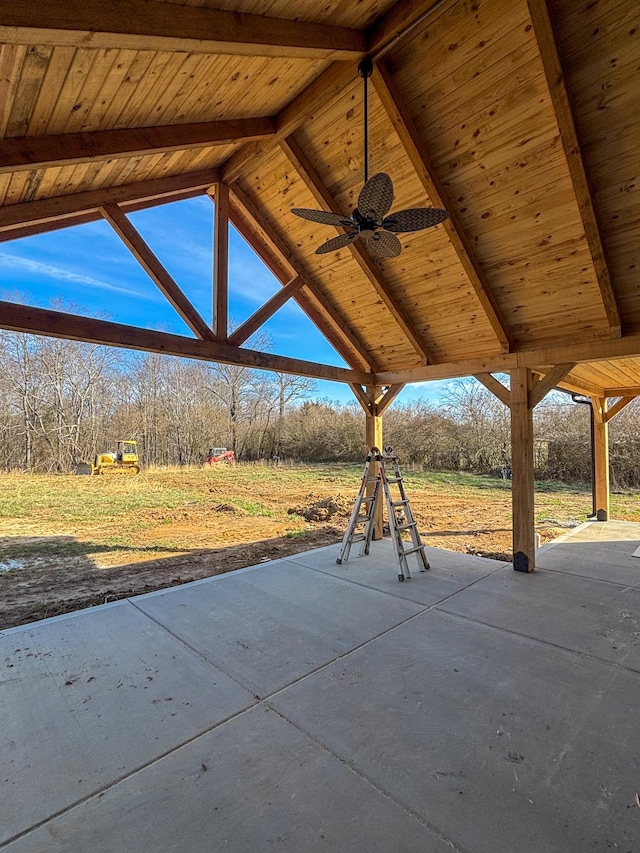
513,551,530,573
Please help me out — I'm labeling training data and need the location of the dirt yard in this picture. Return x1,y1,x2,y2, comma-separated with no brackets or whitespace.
1,464,634,631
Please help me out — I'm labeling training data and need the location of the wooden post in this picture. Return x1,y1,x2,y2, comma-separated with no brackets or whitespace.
510,368,536,572
213,182,229,341
591,397,609,521
365,405,384,540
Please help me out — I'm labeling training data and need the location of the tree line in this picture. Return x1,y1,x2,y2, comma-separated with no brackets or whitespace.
1,329,640,489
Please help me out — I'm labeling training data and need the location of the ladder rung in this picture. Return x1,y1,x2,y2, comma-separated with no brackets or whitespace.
340,452,425,581
398,545,425,556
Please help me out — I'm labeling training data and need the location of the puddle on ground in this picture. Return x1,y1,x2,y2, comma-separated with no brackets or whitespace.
0,559,27,572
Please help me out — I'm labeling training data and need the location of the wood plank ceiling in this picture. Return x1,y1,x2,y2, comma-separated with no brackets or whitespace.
0,0,638,398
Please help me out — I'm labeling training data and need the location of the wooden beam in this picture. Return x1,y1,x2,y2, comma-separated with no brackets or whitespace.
603,396,635,423
591,397,610,521
100,203,215,342
0,168,219,239
375,336,640,385
555,377,604,398
365,407,384,539
376,383,405,416
373,62,512,353
474,373,511,408
0,118,275,175
0,0,366,59
351,382,404,417
221,62,356,183
0,300,371,385
280,134,433,363
213,182,229,341
368,0,454,59
229,182,377,372
528,363,576,409
510,368,536,572
526,0,622,338
228,199,369,370
350,383,372,414
603,386,640,398
228,276,304,347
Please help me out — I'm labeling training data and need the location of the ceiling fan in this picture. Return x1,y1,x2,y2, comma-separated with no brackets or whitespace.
291,57,449,259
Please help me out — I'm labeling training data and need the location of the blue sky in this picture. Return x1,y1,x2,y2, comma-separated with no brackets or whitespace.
0,195,449,406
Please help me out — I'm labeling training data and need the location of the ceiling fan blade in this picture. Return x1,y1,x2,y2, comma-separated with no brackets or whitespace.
365,230,402,258
291,208,353,227
382,207,449,233
357,173,395,220
315,232,359,255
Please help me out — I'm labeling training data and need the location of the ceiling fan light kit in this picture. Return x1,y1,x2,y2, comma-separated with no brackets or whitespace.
291,57,449,259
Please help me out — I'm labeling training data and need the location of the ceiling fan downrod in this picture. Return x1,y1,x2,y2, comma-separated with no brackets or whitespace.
289,57,449,259
358,57,374,185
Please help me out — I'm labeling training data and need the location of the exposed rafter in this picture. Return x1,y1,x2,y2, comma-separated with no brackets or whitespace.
0,169,219,241
0,300,370,385
542,375,603,398
526,0,622,339
229,181,378,372
227,200,369,370
280,135,434,364
0,0,366,59
228,276,304,347
372,62,512,354
101,202,216,343
0,118,275,175
534,370,604,397
367,0,455,59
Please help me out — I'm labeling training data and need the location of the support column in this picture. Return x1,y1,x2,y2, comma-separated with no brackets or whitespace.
213,182,229,341
591,397,609,521
351,383,404,542
510,367,535,572
365,406,383,540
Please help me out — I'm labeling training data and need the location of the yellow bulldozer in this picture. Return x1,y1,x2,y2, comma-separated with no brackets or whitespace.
76,440,140,475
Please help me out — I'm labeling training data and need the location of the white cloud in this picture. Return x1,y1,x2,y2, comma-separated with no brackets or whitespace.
0,251,157,300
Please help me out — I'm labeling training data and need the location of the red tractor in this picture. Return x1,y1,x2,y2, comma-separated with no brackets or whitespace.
205,447,236,465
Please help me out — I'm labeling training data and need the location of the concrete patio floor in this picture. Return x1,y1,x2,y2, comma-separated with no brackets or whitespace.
2,521,640,852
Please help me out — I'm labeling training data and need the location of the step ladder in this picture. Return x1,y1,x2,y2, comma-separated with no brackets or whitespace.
336,446,380,565
337,446,430,581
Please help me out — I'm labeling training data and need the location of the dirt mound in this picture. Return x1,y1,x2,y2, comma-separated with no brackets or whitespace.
288,495,352,522
214,503,242,514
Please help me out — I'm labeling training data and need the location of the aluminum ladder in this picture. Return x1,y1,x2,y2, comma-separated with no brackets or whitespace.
336,446,381,564
337,446,430,581
379,446,430,581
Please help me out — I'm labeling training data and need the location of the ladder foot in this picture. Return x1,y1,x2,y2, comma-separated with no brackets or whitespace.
398,574,405,582
336,558,342,565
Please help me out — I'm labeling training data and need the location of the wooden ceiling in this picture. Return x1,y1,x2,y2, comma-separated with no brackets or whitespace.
0,0,638,399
